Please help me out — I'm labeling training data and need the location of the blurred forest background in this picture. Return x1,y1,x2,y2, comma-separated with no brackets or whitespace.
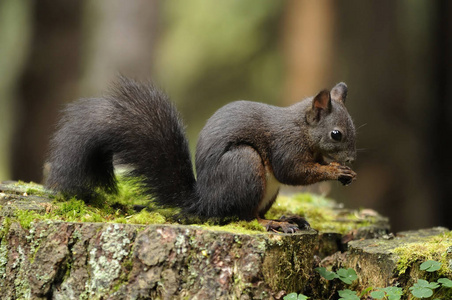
1,0,451,232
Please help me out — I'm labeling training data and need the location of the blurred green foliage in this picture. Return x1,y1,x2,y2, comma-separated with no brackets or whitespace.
154,0,285,150
0,0,32,179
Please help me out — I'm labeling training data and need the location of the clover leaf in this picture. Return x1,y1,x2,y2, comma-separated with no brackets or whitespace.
338,289,360,300
410,279,440,298
438,277,452,288
336,268,358,284
420,260,442,272
283,293,308,300
315,267,338,281
383,286,403,300
371,286,402,300
370,290,385,299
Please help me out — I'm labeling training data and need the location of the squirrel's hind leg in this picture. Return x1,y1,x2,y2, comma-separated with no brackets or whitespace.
196,145,266,220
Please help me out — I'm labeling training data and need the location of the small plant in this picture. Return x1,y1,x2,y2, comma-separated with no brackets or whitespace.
408,260,452,299
370,286,403,300
336,268,359,284
315,267,359,299
409,279,439,298
338,289,360,300
437,277,452,288
283,293,308,300
291,259,451,299
315,267,358,284
419,260,442,272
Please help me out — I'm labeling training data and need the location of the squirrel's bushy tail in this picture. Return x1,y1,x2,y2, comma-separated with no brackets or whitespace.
46,77,197,208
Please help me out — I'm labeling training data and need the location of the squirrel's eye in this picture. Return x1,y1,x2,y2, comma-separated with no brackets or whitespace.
331,130,342,141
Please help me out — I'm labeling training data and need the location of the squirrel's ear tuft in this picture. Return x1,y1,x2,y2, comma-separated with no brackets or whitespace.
331,82,347,104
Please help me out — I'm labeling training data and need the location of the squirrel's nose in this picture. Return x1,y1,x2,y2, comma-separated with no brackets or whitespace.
345,150,357,164
345,155,355,164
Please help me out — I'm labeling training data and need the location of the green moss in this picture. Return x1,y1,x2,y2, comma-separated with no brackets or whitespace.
5,180,382,236
107,175,153,205
393,231,452,277
25,188,51,198
5,179,267,233
4,178,171,228
121,210,167,225
267,194,379,234
0,217,11,239
14,180,53,197
197,219,266,235
14,210,42,229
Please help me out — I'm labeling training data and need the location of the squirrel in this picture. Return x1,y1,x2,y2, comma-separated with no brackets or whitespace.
46,77,357,233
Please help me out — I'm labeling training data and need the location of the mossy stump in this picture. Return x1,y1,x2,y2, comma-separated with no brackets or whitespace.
338,227,452,299
10,180,446,299
0,219,320,299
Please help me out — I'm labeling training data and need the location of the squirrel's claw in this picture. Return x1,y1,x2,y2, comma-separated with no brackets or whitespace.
339,175,356,186
279,215,311,230
258,215,311,233
330,162,357,186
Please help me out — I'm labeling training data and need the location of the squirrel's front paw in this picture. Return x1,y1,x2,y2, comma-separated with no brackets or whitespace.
330,162,357,186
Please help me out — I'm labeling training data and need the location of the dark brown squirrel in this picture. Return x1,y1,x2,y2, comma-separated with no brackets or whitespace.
46,77,357,233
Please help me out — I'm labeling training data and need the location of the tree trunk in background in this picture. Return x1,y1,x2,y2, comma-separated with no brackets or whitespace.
12,0,83,183
431,0,452,229
282,0,335,105
283,0,451,231
0,0,32,180
332,0,440,231
10,0,160,183
80,0,160,95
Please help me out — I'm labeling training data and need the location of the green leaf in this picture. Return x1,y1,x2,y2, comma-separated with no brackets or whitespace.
336,268,358,284
370,286,403,300
416,279,440,289
383,286,403,294
387,295,402,300
338,289,360,300
420,260,442,272
315,267,337,280
415,279,430,287
284,293,309,300
383,286,403,300
428,281,440,289
387,294,402,300
283,293,298,300
360,286,373,296
370,290,385,299
410,287,433,298
410,280,436,298
438,277,452,288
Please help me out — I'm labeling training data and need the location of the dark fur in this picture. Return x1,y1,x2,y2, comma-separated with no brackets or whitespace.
193,92,355,219
47,77,196,207
47,78,356,221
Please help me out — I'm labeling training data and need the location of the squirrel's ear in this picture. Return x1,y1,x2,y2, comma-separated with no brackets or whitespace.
313,89,331,111
307,89,331,124
331,82,347,104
